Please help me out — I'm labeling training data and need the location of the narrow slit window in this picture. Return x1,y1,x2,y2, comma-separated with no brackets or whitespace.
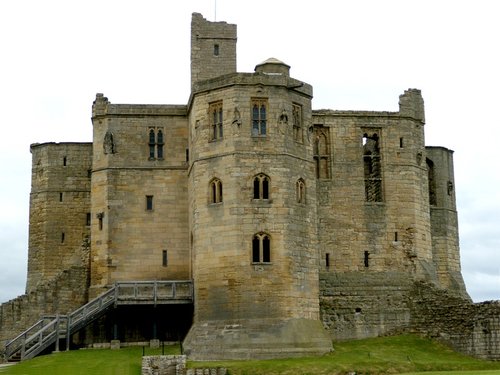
364,251,370,267
326,253,330,268
97,213,103,230
214,44,219,56
59,192,63,202
61,232,65,243
86,213,91,226
146,195,154,211
400,137,404,148
63,157,67,166
162,250,168,267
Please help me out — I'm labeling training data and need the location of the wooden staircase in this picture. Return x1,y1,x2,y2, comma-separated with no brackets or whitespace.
4,281,193,362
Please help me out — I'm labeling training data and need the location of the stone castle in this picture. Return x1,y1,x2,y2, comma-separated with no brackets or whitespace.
1,13,499,361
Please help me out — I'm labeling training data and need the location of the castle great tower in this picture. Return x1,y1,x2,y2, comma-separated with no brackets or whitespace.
183,13,332,359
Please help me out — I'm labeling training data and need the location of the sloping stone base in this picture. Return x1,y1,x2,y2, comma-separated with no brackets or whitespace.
183,318,332,360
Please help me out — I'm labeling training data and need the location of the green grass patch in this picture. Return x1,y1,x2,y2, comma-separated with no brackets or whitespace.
0,345,180,375
1,335,500,375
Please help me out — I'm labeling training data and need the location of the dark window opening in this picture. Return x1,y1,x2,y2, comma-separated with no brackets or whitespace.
400,137,404,148
97,212,104,230
325,253,330,268
59,192,63,202
252,233,271,264
86,213,91,226
263,236,270,262
87,169,92,178
146,195,154,211
214,44,219,56
61,232,65,243
427,158,437,206
252,237,260,263
253,174,270,200
364,251,370,267
363,133,383,202
394,232,398,242
355,307,362,313
185,149,189,162
63,157,67,166
162,250,168,267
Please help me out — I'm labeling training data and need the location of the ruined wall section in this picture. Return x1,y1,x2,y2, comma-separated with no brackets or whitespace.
27,142,92,293
409,281,500,360
316,90,444,341
90,95,189,298
426,146,468,298
0,265,88,355
314,90,432,279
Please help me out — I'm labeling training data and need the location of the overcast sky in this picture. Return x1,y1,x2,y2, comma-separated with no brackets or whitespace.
0,0,499,304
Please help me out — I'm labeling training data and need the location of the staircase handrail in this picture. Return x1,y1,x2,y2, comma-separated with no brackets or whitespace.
5,280,193,361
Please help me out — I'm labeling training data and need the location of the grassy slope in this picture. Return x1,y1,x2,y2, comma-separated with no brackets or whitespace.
1,335,500,375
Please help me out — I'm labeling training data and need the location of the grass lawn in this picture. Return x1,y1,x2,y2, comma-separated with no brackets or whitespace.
1,335,500,375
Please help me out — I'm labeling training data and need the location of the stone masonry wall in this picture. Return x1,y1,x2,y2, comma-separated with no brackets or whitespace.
0,265,89,356
408,281,500,360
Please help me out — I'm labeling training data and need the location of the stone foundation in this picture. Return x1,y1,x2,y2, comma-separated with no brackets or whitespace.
183,318,332,360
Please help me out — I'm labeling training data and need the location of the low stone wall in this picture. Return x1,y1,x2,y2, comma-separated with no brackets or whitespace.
408,281,500,360
0,266,88,356
320,274,500,361
141,355,227,375
320,271,413,341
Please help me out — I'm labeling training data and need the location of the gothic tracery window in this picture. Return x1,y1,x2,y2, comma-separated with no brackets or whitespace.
209,178,223,204
292,103,303,143
313,125,330,179
253,173,270,200
148,128,164,159
296,178,306,204
209,101,223,141
252,232,271,263
251,98,267,137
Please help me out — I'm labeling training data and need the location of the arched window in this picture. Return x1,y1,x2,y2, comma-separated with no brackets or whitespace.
252,232,271,263
148,128,165,159
209,178,223,204
149,129,156,159
209,101,223,141
313,126,330,179
253,174,270,200
251,98,267,136
292,103,303,143
296,178,306,204
157,130,164,159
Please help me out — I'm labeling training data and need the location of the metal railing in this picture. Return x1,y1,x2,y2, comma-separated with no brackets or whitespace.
5,280,193,362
